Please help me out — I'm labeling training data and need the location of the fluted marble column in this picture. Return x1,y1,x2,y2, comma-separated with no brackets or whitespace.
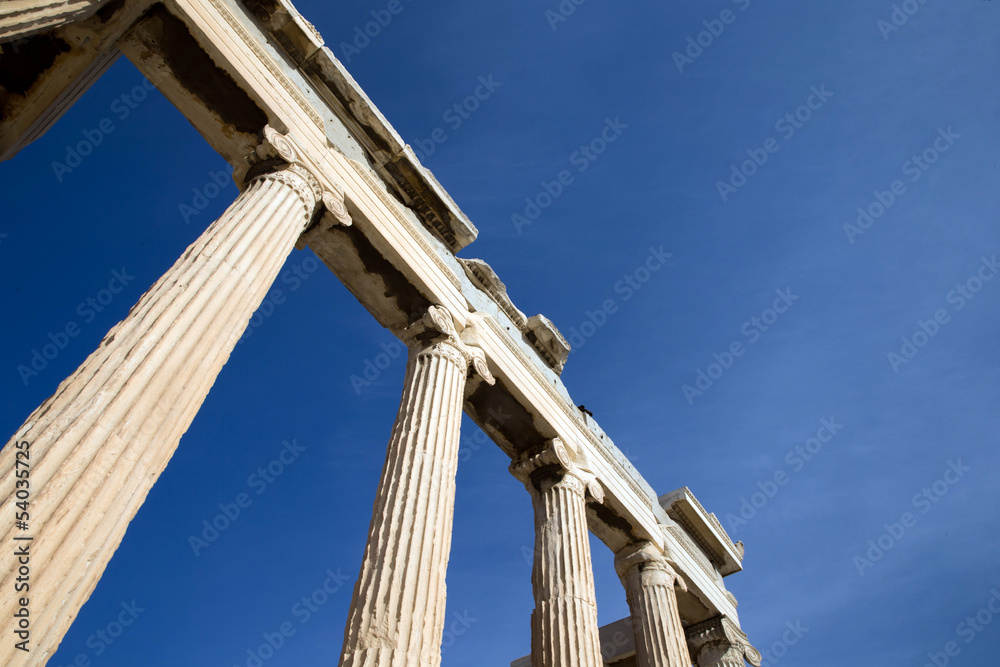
511,439,605,667
0,0,109,42
340,306,494,667
0,127,350,665
685,616,762,667
614,542,692,667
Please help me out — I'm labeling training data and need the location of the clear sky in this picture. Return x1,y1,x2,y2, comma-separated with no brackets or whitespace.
2,0,999,665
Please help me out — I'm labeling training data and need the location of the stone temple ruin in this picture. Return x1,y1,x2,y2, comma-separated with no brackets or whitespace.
0,1,761,665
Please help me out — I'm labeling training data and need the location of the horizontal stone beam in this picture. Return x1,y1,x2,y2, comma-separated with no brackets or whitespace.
0,0,111,43
109,0,740,625
0,0,152,162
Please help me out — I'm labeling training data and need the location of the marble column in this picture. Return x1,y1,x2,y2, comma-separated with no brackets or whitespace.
0,127,350,664
685,615,762,667
511,439,605,667
615,542,692,667
340,306,494,667
0,0,109,42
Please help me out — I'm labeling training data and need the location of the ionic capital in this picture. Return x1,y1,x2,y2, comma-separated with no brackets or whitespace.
405,305,495,385
685,615,762,667
509,437,604,503
615,542,687,592
241,125,352,226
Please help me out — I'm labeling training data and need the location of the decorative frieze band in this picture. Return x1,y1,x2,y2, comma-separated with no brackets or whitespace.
205,0,325,130
346,158,463,289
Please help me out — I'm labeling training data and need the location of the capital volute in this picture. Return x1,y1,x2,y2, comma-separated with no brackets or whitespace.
404,305,495,385
239,125,352,227
614,542,687,592
686,616,762,667
509,437,604,503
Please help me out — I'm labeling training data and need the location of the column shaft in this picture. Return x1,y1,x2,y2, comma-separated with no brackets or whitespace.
529,473,603,667
0,165,319,664
617,550,692,667
340,334,471,667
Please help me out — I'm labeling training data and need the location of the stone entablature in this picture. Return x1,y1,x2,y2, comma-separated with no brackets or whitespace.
459,258,529,328
0,0,111,41
660,487,744,577
0,0,759,663
525,314,572,375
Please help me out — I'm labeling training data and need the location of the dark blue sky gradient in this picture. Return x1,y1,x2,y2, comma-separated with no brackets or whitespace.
2,1,999,665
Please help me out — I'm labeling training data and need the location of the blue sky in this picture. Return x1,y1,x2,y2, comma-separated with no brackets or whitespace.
2,0,1000,665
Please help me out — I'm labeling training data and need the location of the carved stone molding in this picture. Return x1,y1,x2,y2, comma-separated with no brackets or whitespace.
525,314,571,375
459,258,528,328
242,125,352,226
510,437,604,504
480,314,652,507
661,487,744,577
615,542,686,592
204,0,324,130
345,157,463,288
405,305,495,386
241,0,323,66
686,615,762,667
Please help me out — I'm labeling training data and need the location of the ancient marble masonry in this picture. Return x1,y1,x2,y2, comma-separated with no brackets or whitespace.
0,1,760,665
